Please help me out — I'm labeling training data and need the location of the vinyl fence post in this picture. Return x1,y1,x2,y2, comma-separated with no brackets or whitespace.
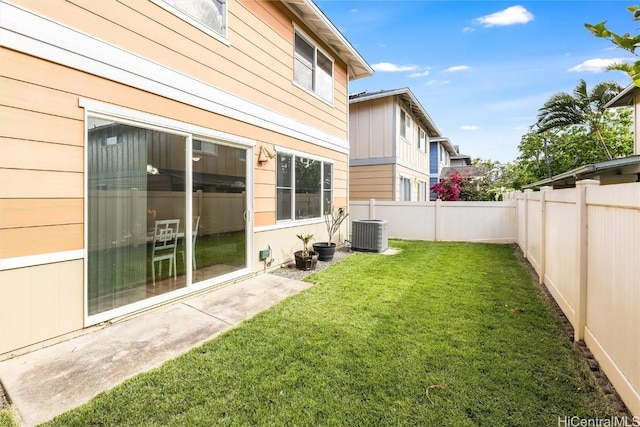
523,189,533,261
539,186,553,285
435,198,442,242
574,179,599,342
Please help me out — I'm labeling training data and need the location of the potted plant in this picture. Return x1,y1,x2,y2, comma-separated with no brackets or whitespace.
313,202,349,261
294,234,318,271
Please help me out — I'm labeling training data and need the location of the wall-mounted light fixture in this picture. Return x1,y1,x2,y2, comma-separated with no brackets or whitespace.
257,145,276,164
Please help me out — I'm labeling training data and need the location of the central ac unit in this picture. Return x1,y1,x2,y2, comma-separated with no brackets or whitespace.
352,219,388,252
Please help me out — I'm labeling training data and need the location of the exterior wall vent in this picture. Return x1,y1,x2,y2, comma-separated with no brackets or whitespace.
351,219,388,252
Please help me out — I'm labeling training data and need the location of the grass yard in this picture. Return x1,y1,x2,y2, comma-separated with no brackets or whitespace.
45,241,612,426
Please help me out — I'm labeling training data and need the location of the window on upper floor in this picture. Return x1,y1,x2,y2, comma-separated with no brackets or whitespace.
294,31,333,103
159,0,227,39
418,128,427,152
400,109,412,141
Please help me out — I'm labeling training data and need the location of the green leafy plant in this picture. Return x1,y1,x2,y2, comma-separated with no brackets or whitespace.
586,5,640,86
296,234,313,257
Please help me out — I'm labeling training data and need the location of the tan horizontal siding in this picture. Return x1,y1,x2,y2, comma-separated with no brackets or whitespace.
0,169,83,199
0,105,83,146
0,76,83,120
0,138,83,172
0,224,83,258
11,0,348,139
0,199,83,229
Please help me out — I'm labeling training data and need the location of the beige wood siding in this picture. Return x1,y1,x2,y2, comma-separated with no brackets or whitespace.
9,0,349,139
396,100,429,171
0,260,84,355
0,48,349,257
349,98,395,160
349,164,394,201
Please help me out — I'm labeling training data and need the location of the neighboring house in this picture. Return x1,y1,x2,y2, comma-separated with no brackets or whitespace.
349,88,443,202
450,149,472,167
429,137,458,198
605,83,640,155
0,0,372,357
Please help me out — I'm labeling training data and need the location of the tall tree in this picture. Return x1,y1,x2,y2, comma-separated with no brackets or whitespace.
586,5,640,86
535,79,623,160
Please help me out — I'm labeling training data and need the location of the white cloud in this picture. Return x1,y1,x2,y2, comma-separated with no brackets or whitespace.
463,27,475,33
408,70,430,77
371,62,418,72
474,6,534,27
460,125,480,131
426,80,451,86
444,65,470,73
568,58,628,73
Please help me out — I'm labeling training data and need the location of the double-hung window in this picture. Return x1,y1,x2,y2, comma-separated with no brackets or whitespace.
400,109,412,141
400,176,412,201
418,128,427,152
294,31,333,103
277,152,333,221
159,0,227,39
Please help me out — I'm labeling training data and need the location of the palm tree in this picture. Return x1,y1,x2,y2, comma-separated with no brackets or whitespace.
535,79,622,160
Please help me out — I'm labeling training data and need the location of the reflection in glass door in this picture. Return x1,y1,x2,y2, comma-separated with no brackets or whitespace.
87,118,187,316
191,140,247,283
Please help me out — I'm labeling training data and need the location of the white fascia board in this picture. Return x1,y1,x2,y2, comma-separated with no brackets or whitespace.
0,1,349,154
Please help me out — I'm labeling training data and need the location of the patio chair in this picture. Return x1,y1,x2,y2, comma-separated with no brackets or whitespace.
151,219,180,285
179,216,200,271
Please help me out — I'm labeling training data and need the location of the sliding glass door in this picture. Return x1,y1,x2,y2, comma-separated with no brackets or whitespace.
87,117,249,319
191,140,247,283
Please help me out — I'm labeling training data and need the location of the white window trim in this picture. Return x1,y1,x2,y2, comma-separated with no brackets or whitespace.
293,26,335,106
274,145,334,224
150,0,230,46
418,128,427,152
400,109,413,143
81,99,255,326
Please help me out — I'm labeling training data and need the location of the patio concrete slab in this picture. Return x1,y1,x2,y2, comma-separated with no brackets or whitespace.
0,274,311,427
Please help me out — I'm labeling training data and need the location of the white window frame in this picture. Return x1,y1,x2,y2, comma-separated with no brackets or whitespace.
400,109,412,142
400,175,412,201
152,0,229,46
275,146,334,224
418,128,427,152
80,98,255,327
293,28,334,105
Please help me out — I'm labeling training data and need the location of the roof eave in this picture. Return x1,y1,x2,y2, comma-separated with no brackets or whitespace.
605,83,637,108
282,0,374,80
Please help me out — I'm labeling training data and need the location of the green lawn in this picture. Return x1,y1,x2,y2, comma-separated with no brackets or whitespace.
45,241,612,426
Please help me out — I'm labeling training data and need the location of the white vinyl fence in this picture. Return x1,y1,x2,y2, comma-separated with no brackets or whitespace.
506,181,640,417
350,182,640,417
349,199,517,243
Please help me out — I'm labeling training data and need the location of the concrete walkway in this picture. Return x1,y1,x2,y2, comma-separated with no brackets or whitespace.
0,274,311,426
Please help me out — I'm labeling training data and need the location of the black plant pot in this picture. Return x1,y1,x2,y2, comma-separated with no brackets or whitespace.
294,250,319,271
312,242,337,261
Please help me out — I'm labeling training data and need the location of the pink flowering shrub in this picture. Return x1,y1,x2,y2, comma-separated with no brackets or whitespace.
431,171,465,201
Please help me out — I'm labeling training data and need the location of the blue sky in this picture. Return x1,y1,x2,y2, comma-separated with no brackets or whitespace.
316,1,634,163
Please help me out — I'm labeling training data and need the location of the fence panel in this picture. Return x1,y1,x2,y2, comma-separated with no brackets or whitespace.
348,200,515,243
543,189,579,328
584,183,640,417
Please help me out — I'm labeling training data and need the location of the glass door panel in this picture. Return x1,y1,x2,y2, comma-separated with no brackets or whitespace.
87,118,187,316
191,140,247,283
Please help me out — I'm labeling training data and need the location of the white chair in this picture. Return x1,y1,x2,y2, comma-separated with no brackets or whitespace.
151,219,180,285
180,216,200,271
